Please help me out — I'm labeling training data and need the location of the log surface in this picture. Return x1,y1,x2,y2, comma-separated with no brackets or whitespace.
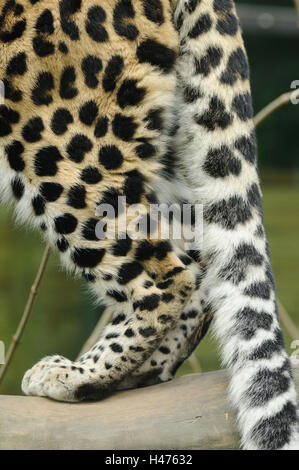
0,366,298,450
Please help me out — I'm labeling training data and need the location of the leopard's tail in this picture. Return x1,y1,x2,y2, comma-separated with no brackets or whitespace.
170,0,299,449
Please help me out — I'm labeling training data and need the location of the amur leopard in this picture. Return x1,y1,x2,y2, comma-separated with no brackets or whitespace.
0,0,298,450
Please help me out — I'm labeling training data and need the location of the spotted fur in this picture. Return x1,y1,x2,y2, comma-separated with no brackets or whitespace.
0,0,298,450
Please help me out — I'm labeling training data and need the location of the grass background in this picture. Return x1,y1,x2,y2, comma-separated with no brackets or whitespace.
0,0,298,393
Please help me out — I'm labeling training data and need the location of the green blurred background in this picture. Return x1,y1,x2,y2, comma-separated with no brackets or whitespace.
0,0,298,394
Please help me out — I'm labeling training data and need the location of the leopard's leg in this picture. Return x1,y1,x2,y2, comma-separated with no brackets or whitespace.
21,221,195,402
168,0,299,450
116,248,211,390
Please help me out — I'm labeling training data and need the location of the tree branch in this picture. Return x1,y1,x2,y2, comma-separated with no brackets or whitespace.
0,245,51,386
254,89,299,127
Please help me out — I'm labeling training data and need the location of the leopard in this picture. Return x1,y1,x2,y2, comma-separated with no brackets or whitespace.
0,0,298,450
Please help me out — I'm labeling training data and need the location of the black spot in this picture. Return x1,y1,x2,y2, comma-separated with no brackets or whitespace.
232,92,253,121
33,27,55,57
54,213,78,234
195,96,233,130
32,195,45,216
34,146,63,176
60,66,78,99
1,78,22,103
32,72,54,106
183,85,202,104
11,176,24,199
156,241,172,260
179,255,193,266
112,235,132,256
144,108,163,131
40,182,63,202
144,280,154,289
143,0,164,25
125,328,135,337
248,329,284,361
216,12,238,36
220,47,249,85
112,113,137,141
79,101,98,126
67,134,92,163
72,247,105,268
58,41,68,53
94,117,109,138
82,218,99,241
135,240,156,261
107,291,128,303
159,346,170,354
123,170,144,204
118,262,143,285
157,279,173,290
189,14,212,38
161,293,174,303
85,5,108,42
6,52,27,75
204,145,241,178
110,343,123,353
139,326,157,337
137,39,176,73
134,294,160,312
80,166,102,184
219,243,264,284
234,307,273,340
98,187,124,218
244,281,271,300
102,55,124,92
22,117,44,142
0,105,19,124
135,142,156,159
235,133,257,164
247,363,291,408
117,79,146,109
5,140,25,172
82,272,96,283
59,0,81,40
185,0,201,14
213,0,234,12
194,46,223,76
99,145,124,170
204,196,252,230
0,4,26,43
51,108,73,135
113,0,138,40
57,237,69,252
82,55,103,89
67,184,86,209
163,266,184,280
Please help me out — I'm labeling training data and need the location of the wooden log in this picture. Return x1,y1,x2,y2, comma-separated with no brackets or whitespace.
0,366,298,450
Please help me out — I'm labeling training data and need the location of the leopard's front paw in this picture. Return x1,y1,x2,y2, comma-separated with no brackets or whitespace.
21,355,79,402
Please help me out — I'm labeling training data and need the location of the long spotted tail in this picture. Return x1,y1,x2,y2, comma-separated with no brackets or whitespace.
171,0,299,449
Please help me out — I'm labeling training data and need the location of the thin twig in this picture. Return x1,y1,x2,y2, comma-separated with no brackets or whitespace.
278,300,299,342
76,307,113,359
188,353,202,373
0,245,51,386
254,90,299,127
